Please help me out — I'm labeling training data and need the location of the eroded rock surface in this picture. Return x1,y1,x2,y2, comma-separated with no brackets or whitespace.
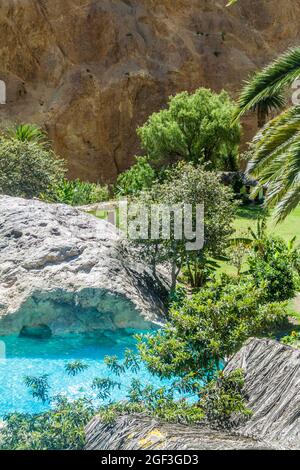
226,338,300,450
1,0,300,182
0,196,166,335
85,338,300,450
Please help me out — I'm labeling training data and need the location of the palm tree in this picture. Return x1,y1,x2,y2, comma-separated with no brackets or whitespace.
235,47,300,221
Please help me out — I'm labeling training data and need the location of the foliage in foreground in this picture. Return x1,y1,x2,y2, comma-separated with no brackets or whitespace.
138,276,287,389
0,370,250,450
0,397,94,450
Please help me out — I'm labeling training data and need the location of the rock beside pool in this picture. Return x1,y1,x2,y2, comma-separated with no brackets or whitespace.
85,338,300,450
0,196,167,335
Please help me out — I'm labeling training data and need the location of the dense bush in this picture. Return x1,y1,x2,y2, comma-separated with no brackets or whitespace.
115,156,156,196
137,88,241,170
0,138,65,198
47,178,110,206
0,397,94,450
138,276,287,388
248,236,300,302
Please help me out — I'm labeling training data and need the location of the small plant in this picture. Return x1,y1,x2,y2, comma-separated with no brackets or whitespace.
4,123,48,146
248,235,300,302
64,361,89,377
281,331,300,347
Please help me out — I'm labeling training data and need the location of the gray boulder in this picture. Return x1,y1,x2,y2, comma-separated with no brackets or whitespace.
0,196,166,335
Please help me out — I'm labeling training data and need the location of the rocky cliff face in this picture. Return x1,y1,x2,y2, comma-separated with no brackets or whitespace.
0,0,300,182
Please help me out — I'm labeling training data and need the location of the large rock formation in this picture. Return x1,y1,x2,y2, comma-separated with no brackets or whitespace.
1,0,300,182
0,196,166,335
85,338,300,450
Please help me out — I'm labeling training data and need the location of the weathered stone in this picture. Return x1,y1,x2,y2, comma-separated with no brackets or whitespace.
0,0,300,182
85,338,300,450
0,196,167,335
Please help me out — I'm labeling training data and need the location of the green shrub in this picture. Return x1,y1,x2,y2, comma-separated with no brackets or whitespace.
0,397,94,450
115,156,156,196
48,178,110,206
200,370,252,429
248,236,300,302
0,138,65,198
138,276,287,388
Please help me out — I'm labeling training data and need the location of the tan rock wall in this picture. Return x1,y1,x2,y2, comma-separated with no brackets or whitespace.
0,0,300,182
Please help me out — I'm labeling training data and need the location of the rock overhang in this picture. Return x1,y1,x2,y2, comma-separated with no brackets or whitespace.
0,196,166,336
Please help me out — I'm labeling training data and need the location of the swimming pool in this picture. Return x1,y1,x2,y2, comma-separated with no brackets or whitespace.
0,330,167,416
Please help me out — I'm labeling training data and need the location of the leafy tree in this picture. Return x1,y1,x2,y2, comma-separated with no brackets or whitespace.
132,163,237,289
137,276,287,390
137,88,241,170
0,138,65,198
235,47,300,220
115,156,156,196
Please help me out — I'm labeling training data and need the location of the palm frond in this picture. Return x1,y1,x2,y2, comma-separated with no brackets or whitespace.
235,47,300,120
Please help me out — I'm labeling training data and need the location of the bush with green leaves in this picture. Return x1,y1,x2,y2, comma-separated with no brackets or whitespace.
199,369,252,429
115,156,156,196
0,397,94,450
248,236,300,302
137,276,287,390
137,88,241,170
47,178,110,206
0,138,65,198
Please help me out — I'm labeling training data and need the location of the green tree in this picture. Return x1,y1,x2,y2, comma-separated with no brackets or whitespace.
138,276,287,390
235,47,300,220
0,138,65,198
138,88,241,170
132,163,237,289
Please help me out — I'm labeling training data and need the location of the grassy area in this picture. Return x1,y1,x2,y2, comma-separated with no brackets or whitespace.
234,205,300,243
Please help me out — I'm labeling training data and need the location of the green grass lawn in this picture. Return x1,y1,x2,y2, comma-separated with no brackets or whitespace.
234,205,300,242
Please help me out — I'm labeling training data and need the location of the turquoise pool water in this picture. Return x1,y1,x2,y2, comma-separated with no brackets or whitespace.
0,330,167,416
